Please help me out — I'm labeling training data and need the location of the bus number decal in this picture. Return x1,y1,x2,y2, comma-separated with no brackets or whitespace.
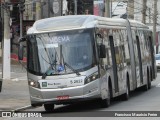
70,80,83,84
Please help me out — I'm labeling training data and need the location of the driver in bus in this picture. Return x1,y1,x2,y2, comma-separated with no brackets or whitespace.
82,53,89,64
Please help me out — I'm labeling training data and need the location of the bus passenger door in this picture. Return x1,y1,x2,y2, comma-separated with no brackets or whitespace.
148,36,156,79
136,36,143,84
109,36,119,93
132,31,141,88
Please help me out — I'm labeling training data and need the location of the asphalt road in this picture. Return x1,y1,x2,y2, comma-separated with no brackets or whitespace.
17,72,160,116
2,72,160,119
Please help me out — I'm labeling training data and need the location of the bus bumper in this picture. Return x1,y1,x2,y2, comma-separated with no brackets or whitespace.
29,80,101,105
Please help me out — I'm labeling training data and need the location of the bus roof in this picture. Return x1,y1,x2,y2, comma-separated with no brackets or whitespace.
27,15,149,34
129,19,149,29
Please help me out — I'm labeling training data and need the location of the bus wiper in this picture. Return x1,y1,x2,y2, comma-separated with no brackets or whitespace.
41,60,58,79
64,62,81,76
42,66,54,79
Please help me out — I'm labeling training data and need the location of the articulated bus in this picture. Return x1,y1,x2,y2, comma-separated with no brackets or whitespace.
18,15,157,111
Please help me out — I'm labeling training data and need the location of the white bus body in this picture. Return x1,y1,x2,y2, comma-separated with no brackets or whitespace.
19,15,156,111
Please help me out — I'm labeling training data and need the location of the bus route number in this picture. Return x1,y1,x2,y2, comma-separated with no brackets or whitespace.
70,79,82,84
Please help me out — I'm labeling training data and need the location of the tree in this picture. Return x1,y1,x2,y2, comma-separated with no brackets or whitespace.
127,0,134,19
77,0,84,14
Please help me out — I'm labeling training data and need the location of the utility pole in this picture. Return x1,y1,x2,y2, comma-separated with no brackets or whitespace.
1,1,4,50
0,1,4,92
148,8,151,23
19,10,23,37
153,0,158,53
105,0,110,17
74,0,77,15
127,0,134,19
19,0,25,38
110,0,112,17
48,0,50,17
2,0,11,79
142,0,146,24
36,0,41,20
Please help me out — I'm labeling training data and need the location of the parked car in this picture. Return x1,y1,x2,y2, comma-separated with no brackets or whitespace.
155,54,160,69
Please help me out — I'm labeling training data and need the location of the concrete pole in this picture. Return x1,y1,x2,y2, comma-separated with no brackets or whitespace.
61,0,63,16
1,1,4,50
105,0,110,17
148,8,151,23
48,0,50,17
0,1,4,92
74,0,77,15
20,11,23,37
127,0,134,19
110,0,112,17
142,0,146,24
36,0,41,20
2,0,11,79
153,0,158,53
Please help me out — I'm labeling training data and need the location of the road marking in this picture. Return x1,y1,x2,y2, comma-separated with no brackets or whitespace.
13,105,43,112
13,105,32,112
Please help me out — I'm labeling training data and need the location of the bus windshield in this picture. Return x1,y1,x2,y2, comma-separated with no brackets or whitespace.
27,29,96,76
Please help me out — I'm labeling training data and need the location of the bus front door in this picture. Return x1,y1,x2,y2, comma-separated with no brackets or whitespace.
109,36,119,93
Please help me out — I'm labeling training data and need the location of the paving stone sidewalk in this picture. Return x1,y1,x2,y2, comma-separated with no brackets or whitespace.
0,60,30,111
0,79,30,111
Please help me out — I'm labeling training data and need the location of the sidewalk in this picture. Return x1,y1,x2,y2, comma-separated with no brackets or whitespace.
0,59,30,111
0,78,30,111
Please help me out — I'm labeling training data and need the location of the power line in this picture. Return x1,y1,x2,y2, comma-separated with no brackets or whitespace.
113,0,160,23
114,0,157,16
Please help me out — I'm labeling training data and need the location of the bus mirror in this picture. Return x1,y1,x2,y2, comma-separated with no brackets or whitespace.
18,37,26,42
18,44,24,60
18,37,26,60
99,44,106,58
105,65,108,70
96,33,103,39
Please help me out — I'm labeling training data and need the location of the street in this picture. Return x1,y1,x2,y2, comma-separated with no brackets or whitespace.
0,0,160,119
20,72,160,115
0,62,160,118
2,72,160,119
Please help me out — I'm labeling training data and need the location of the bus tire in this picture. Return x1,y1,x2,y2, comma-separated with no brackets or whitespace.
100,84,111,108
143,69,150,91
148,69,152,89
44,103,55,112
122,79,130,101
31,103,42,107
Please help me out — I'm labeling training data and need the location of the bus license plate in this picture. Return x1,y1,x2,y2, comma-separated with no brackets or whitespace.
57,95,69,100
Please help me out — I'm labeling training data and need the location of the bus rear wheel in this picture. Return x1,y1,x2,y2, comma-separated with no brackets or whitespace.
122,80,130,101
148,70,152,89
100,85,111,108
44,103,55,112
31,103,42,107
143,69,151,91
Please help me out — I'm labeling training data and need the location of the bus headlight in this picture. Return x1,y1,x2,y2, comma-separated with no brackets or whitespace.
28,79,40,88
85,72,99,84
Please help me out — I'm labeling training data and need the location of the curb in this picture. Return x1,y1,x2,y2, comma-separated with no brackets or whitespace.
13,105,32,112
11,53,27,62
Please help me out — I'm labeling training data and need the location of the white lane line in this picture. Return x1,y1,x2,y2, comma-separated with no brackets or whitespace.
13,105,32,112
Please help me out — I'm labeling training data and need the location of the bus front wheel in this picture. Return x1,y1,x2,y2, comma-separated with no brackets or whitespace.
44,103,55,112
100,85,111,108
122,80,130,101
143,69,151,91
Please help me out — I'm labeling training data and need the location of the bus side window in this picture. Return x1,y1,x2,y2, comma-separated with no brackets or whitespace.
113,30,124,70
